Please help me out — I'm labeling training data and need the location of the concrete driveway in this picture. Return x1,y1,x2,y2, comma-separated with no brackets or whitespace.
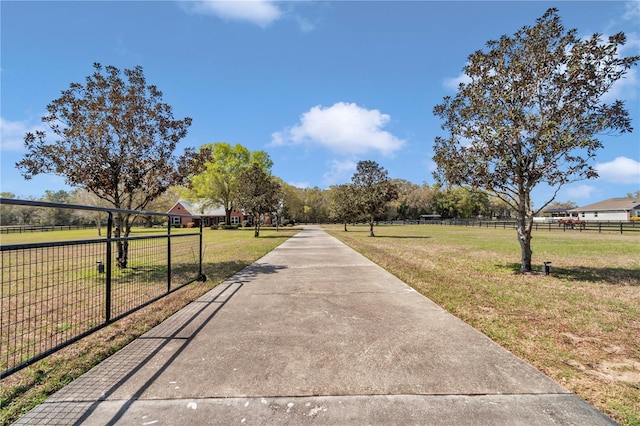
16,226,615,425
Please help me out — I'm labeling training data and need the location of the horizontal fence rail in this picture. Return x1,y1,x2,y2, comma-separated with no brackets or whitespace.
0,224,96,234
0,198,206,378
412,219,640,233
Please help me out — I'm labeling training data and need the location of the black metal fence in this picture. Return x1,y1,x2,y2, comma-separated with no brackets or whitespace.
0,224,96,234
0,198,206,378
416,218,640,233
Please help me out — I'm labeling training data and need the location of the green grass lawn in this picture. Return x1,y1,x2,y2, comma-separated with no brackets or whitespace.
325,223,640,426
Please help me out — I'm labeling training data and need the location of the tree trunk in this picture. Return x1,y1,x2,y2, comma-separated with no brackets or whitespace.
115,213,130,268
344,221,348,232
369,215,375,237
225,208,232,225
254,220,260,237
516,211,533,272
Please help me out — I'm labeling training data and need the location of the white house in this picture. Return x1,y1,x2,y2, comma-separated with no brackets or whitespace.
569,197,640,222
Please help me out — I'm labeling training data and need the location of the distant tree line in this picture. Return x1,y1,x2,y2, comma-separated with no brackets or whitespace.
1,175,518,229
0,188,181,229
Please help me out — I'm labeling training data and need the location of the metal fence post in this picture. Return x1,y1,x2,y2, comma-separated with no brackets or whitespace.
106,212,113,322
199,218,204,280
167,217,172,293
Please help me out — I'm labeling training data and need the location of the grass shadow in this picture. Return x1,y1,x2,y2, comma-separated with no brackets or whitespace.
498,262,640,286
201,260,288,284
375,235,432,239
338,228,371,234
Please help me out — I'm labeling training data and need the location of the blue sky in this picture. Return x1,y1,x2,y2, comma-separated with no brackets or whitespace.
1,0,639,209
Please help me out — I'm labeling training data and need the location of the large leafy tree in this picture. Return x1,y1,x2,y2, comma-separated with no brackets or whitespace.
0,193,17,226
234,163,282,237
0,193,40,225
278,180,304,224
16,63,206,268
40,190,75,225
351,160,398,237
73,189,111,236
187,142,272,225
432,9,639,272
430,186,490,219
329,184,360,231
392,179,435,220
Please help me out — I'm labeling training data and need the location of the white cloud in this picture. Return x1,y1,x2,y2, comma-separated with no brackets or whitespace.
563,184,599,200
287,181,310,189
184,0,282,27
589,31,640,103
622,1,640,22
443,72,471,91
293,15,315,32
602,67,638,102
322,159,357,187
596,156,640,184
620,32,640,53
0,117,43,152
271,102,406,156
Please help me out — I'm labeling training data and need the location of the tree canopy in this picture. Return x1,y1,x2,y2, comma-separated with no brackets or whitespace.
432,8,639,272
351,160,398,237
187,142,272,225
233,163,282,237
329,184,360,231
16,63,205,267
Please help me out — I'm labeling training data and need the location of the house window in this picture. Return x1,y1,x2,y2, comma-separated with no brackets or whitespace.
594,212,598,218
231,216,241,225
581,212,585,218
172,216,181,225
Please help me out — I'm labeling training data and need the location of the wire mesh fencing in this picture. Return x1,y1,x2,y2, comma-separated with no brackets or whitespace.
0,198,205,378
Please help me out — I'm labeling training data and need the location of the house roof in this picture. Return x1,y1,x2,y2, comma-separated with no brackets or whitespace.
570,197,640,212
543,208,573,213
169,199,226,217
